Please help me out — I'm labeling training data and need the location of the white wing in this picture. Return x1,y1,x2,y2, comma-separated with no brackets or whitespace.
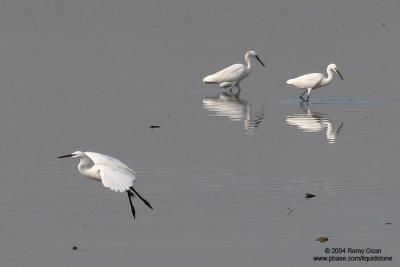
218,82,235,88
85,152,136,174
286,73,323,89
99,165,135,192
203,64,245,84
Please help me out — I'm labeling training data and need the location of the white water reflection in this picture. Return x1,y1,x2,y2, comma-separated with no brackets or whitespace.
203,92,264,134
285,104,343,144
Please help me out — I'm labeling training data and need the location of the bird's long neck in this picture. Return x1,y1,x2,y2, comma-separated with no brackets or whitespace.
78,156,95,177
321,66,334,86
245,53,252,71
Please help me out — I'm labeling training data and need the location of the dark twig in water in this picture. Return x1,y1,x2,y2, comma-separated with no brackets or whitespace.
305,193,316,199
287,207,293,215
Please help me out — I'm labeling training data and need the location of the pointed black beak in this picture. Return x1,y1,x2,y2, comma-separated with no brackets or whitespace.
57,154,73,159
255,55,265,68
336,69,344,80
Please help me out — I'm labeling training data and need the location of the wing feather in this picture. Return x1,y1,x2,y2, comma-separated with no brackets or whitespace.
99,166,135,192
203,64,245,84
85,152,135,174
286,73,323,89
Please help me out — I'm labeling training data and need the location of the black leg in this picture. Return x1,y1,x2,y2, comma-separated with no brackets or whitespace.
130,186,153,210
228,83,237,93
299,89,306,101
126,190,136,219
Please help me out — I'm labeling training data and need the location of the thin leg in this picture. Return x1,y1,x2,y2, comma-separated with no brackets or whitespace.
229,84,241,95
130,186,153,210
305,88,312,103
299,90,307,101
126,190,136,219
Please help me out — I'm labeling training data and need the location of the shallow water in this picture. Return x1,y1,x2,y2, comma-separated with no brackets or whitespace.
0,0,400,266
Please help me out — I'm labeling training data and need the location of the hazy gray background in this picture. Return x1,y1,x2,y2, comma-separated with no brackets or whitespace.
0,0,400,266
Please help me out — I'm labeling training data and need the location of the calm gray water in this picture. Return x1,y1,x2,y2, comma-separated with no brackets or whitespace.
1,0,400,266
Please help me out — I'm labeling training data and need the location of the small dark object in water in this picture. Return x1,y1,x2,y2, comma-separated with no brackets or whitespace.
305,193,316,199
149,125,160,129
316,236,329,243
72,246,78,250
287,207,293,215
341,24,346,27
382,24,386,27
385,222,392,225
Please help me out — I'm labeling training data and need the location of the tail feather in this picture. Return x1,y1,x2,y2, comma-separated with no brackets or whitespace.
203,74,217,84
286,79,294,85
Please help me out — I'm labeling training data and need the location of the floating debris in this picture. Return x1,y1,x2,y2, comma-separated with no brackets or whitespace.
149,125,161,129
305,193,316,199
287,207,293,215
385,222,392,225
316,236,329,243
72,246,78,250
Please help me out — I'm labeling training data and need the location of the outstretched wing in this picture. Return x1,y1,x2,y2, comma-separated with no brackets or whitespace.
99,165,136,192
286,73,323,89
85,152,136,174
203,64,245,84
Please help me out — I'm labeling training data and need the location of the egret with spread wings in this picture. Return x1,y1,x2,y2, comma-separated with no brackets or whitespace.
203,50,265,93
286,63,343,102
58,151,153,219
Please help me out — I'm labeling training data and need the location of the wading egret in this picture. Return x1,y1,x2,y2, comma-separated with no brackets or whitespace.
286,63,343,102
203,50,265,93
58,151,153,219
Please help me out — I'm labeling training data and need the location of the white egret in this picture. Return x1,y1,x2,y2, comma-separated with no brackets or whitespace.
203,50,265,93
286,63,343,102
58,151,153,219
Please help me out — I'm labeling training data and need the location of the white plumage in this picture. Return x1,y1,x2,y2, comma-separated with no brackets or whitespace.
99,166,135,193
58,151,152,219
286,73,323,89
203,50,265,92
286,63,343,102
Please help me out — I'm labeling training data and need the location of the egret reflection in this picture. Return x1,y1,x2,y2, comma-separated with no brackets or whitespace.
285,104,343,144
203,92,264,134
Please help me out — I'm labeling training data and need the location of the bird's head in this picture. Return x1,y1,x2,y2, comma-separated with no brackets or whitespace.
58,151,85,159
246,50,265,68
328,63,343,80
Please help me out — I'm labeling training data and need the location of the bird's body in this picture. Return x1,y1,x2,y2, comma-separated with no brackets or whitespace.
286,63,343,102
58,151,152,219
203,51,265,92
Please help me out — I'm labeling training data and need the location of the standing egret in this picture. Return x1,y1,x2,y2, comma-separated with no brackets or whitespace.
286,63,343,102
58,151,153,219
203,50,265,93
